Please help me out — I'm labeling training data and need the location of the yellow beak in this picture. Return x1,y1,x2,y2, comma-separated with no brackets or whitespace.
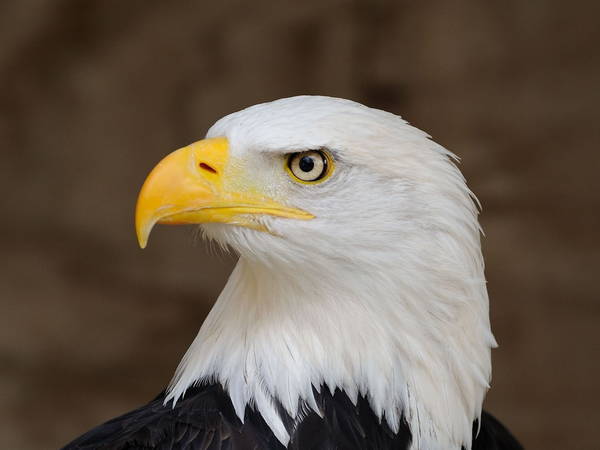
135,137,313,248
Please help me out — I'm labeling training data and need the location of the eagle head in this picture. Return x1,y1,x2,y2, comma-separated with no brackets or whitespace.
135,96,495,450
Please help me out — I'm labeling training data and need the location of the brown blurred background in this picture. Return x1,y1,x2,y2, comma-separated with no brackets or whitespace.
1,1,598,449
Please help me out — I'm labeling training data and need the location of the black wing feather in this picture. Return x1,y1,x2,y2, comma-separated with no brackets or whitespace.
62,384,281,450
63,383,520,450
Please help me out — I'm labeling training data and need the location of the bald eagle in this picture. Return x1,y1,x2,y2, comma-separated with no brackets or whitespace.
63,96,522,450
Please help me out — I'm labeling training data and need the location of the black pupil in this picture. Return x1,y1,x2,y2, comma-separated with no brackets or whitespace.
299,155,315,172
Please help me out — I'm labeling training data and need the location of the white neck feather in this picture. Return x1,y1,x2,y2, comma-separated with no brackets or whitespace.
166,236,495,449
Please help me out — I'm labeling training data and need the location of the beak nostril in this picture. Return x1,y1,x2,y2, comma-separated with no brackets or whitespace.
199,162,218,174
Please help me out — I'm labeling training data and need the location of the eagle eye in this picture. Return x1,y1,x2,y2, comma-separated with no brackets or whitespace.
286,150,333,184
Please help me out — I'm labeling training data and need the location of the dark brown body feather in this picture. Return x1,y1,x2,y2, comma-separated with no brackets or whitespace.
62,383,521,450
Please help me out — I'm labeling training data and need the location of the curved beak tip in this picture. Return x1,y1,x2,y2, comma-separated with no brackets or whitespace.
135,216,153,249
138,237,148,250
136,227,148,249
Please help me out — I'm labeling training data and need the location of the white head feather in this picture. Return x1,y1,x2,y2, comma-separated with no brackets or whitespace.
165,96,496,450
